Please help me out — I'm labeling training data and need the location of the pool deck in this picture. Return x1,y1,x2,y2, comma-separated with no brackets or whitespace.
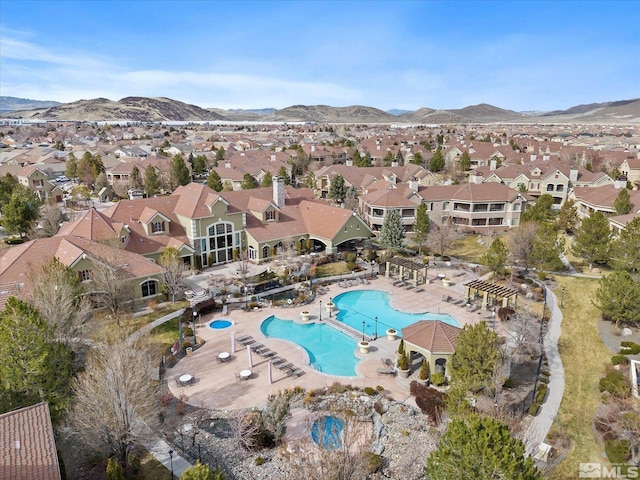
167,271,493,410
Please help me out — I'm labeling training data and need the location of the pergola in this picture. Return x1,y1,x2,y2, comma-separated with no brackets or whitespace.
384,257,428,285
463,279,518,310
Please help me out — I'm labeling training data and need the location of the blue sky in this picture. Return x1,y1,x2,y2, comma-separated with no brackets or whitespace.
1,0,638,111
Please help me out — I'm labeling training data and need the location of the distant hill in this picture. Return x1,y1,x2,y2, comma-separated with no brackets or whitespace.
272,105,395,123
2,96,639,124
209,107,276,121
0,96,61,113
4,97,226,122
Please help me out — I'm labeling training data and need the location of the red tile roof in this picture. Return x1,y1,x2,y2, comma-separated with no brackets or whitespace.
0,402,61,480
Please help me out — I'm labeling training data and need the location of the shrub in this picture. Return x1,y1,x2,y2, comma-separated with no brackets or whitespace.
409,381,446,423
254,456,265,466
599,371,630,398
620,341,640,355
605,438,631,464
376,385,385,392
4,237,24,245
430,372,447,386
528,403,540,416
364,452,383,474
502,378,515,389
397,352,408,370
363,386,376,396
373,401,385,415
537,271,547,281
419,359,430,381
612,354,630,365
497,307,515,322
535,385,548,404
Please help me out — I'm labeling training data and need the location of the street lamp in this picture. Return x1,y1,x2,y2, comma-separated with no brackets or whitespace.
329,297,332,318
319,300,322,322
168,449,174,479
561,287,566,308
362,320,365,341
192,310,198,347
374,316,378,340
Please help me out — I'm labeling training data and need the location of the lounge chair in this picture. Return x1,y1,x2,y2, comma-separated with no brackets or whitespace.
257,348,276,358
239,337,256,346
271,356,286,365
377,368,396,376
237,334,251,342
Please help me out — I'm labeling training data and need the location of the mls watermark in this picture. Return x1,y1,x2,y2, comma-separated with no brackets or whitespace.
579,463,639,478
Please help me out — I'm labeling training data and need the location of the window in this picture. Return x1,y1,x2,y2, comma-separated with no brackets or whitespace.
262,245,270,259
207,222,236,265
546,184,554,191
201,239,207,252
265,210,275,221
78,269,92,281
152,221,163,233
248,246,256,260
556,184,564,192
141,280,157,297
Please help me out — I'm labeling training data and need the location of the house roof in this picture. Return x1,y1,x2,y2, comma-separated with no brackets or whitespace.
57,207,126,242
401,320,461,354
0,402,61,480
573,185,640,212
418,182,523,203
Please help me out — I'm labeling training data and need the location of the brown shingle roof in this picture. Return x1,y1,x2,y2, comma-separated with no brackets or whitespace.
57,208,125,242
401,320,461,354
0,402,61,480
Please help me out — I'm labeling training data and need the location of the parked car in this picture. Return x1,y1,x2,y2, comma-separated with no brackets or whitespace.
56,175,69,183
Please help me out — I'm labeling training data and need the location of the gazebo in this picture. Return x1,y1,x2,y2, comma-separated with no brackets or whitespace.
401,320,461,377
463,279,518,310
385,257,428,286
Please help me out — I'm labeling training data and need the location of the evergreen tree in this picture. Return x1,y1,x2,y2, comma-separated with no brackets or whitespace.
328,174,347,204
0,297,73,422
215,147,225,165
383,151,393,167
570,211,611,268
187,151,194,168
450,321,501,393
261,171,273,187
482,237,509,276
380,209,405,251
395,149,404,165
277,166,291,185
170,154,191,189
352,149,362,167
361,152,372,167
129,165,142,188
206,170,223,192
241,173,258,190
429,148,445,172
594,271,640,326
613,187,632,215
65,153,78,178
459,150,471,171
413,203,430,254
144,166,161,197
556,199,578,234
304,171,316,189
2,185,42,237
193,154,208,175
520,194,555,223
609,217,640,273
410,151,423,166
426,414,541,480
531,222,565,271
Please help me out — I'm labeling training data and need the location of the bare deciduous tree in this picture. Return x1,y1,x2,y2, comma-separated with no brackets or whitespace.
159,246,187,303
34,204,67,238
508,222,538,271
427,220,461,258
25,258,92,345
71,334,157,468
506,309,542,362
87,247,135,317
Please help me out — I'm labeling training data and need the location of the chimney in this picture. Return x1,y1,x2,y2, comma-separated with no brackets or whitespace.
270,154,276,162
489,159,497,171
224,161,231,168
470,171,484,184
614,176,627,189
391,161,398,167
273,176,285,207
346,158,353,167
408,177,419,192
311,145,316,152
569,168,578,182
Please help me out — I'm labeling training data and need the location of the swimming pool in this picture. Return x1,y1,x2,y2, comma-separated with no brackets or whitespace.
333,290,458,338
261,316,359,376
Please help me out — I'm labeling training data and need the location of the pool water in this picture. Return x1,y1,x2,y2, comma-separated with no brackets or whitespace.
260,316,359,376
311,415,344,449
209,319,232,329
333,290,459,337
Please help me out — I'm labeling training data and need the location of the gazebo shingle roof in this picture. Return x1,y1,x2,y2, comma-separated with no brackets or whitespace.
401,320,461,354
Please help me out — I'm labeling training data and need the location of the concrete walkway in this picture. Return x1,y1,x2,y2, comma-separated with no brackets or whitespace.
524,287,565,456
145,436,192,479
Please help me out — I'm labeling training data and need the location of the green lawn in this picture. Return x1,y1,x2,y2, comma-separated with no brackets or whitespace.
547,276,611,479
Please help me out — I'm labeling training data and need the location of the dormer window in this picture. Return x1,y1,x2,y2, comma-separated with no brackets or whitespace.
152,221,164,233
265,210,275,221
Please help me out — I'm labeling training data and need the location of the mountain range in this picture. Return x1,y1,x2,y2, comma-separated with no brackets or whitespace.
1,96,639,124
